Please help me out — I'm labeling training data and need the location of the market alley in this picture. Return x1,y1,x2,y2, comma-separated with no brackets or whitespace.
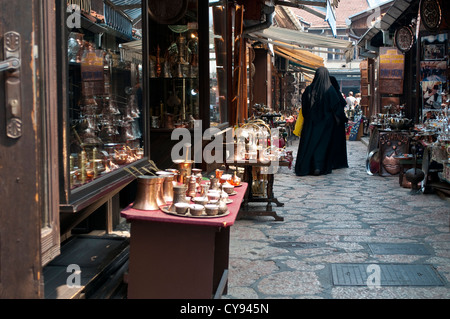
225,138,450,299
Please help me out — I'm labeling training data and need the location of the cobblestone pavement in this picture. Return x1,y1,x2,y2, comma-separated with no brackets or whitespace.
224,138,450,299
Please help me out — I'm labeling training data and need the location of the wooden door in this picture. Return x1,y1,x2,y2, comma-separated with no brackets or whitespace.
0,0,54,298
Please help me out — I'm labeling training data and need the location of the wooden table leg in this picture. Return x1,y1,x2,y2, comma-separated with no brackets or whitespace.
266,173,284,207
238,165,284,221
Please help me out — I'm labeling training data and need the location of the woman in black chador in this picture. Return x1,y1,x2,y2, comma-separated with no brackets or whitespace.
295,67,346,176
330,76,349,170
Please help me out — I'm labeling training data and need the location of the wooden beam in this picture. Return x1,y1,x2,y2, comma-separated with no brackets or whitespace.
275,1,326,19
286,0,327,7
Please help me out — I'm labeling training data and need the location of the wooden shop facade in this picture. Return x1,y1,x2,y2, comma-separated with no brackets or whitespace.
0,0,346,298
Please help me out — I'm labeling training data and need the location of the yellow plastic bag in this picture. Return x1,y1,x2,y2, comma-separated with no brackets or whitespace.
293,109,304,137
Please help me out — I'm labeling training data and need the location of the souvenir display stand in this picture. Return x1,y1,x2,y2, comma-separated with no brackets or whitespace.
224,120,291,221
232,159,288,221
121,182,247,299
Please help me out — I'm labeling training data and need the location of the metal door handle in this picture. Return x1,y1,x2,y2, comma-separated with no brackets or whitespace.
0,57,20,72
2,31,22,139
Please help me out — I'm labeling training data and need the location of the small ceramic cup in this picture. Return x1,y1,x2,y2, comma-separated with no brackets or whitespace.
174,202,189,215
193,196,208,206
189,204,204,216
205,204,219,216
207,190,220,202
222,183,234,195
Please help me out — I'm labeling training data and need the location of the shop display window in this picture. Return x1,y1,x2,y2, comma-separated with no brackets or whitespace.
61,0,146,208
209,1,228,126
147,1,200,129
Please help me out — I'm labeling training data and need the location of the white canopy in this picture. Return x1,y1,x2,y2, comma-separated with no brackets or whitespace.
247,26,355,62
119,40,142,63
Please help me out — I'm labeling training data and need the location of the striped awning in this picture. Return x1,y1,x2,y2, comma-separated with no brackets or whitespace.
273,44,324,72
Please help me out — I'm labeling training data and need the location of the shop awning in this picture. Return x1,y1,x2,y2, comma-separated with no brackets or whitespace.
247,26,355,62
273,44,324,72
119,39,142,63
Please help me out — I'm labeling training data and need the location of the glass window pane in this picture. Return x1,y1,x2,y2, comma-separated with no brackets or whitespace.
209,2,228,126
67,0,143,190
148,2,199,129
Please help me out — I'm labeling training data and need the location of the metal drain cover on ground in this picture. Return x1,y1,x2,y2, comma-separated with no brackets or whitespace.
368,243,431,255
331,264,445,286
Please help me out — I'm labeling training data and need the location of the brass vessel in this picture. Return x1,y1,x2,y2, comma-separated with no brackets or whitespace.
170,184,188,212
187,175,197,198
174,160,193,184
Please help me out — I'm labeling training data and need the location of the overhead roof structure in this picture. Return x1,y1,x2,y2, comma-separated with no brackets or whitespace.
106,0,142,22
247,26,355,62
357,0,416,57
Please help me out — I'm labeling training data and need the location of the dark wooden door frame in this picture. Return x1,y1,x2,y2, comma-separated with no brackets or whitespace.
0,0,45,298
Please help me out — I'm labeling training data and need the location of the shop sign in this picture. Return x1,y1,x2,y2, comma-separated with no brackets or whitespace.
379,47,404,94
81,49,104,96
81,50,104,81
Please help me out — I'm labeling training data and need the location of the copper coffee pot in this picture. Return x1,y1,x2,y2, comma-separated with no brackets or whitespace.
155,176,166,206
133,176,161,211
162,174,175,203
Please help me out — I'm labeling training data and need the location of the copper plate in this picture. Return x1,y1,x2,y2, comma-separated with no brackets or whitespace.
394,26,414,53
366,149,380,176
148,0,188,25
420,0,442,32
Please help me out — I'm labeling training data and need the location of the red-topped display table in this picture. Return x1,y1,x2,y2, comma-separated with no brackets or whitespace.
121,182,247,299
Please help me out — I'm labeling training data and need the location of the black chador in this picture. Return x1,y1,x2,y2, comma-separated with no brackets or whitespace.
295,67,348,176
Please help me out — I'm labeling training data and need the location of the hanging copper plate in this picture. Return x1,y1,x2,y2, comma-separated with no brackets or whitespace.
394,25,414,53
420,0,442,32
148,0,188,24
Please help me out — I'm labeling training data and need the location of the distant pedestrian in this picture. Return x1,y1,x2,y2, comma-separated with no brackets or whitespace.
330,76,349,170
346,91,356,110
355,92,361,108
295,67,345,176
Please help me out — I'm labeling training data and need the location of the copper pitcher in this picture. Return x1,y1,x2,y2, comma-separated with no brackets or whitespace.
133,176,161,211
